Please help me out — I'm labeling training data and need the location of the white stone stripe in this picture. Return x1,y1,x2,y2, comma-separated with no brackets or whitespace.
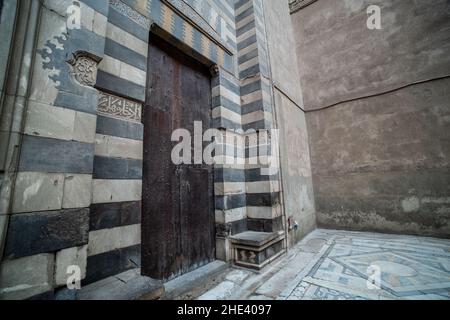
99,55,147,87
81,3,107,38
236,13,255,30
262,88,272,103
247,205,281,219
241,110,272,125
214,155,247,166
88,224,141,256
239,56,259,72
106,22,148,57
238,43,258,60
24,100,96,144
212,85,241,105
214,163,247,170
240,73,261,86
215,145,246,158
220,0,236,19
212,106,241,124
246,181,280,194
246,155,275,166
92,179,142,204
241,89,262,105
237,28,256,44
216,142,246,152
95,134,143,160
215,207,247,224
235,0,253,17
215,182,246,196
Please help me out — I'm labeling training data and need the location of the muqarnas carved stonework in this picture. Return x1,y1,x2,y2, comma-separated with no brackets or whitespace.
98,91,142,123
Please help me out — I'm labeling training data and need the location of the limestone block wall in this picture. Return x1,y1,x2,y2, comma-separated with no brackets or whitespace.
291,0,450,237
1,0,109,300
234,0,284,235
0,0,293,299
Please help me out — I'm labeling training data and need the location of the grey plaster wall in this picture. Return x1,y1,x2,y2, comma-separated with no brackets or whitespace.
292,0,450,237
275,91,316,244
292,0,450,110
263,0,316,244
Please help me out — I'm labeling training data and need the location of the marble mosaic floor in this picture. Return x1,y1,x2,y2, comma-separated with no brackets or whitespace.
196,229,450,300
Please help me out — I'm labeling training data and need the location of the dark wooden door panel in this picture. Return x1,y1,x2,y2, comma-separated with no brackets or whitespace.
142,108,182,278
142,34,214,280
180,166,215,273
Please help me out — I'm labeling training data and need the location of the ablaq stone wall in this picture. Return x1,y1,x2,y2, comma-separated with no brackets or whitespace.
0,0,293,299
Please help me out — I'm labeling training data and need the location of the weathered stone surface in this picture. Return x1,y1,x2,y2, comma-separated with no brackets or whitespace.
314,168,450,238
247,205,282,220
291,1,450,238
92,179,142,204
24,101,75,141
247,216,284,233
0,253,54,300
93,156,142,180
264,0,304,106
19,136,94,174
163,261,229,300
96,115,144,141
0,0,17,89
84,244,141,285
305,78,450,238
89,201,141,231
29,7,65,106
12,172,64,213
55,245,88,286
62,174,92,209
215,193,246,211
104,37,147,71
73,111,97,144
4,208,89,259
94,134,143,160
216,237,231,262
96,70,145,102
274,90,316,244
215,206,246,224
87,224,141,257
291,0,450,110
79,268,163,300
24,101,97,143
231,231,279,247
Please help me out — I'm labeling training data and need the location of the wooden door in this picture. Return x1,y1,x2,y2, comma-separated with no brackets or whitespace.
142,34,215,280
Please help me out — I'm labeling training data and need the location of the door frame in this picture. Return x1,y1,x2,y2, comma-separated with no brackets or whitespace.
141,25,230,280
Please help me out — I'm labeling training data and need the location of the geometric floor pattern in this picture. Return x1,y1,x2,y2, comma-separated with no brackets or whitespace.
195,229,450,300
283,230,450,300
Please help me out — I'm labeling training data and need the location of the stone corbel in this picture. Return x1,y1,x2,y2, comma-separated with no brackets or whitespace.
209,64,220,77
67,51,102,87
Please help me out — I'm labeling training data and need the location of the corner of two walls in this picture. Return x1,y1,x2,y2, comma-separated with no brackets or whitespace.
0,0,320,301
260,0,317,246
291,0,450,238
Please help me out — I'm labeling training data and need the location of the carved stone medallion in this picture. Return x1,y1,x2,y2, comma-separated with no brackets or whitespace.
67,51,100,87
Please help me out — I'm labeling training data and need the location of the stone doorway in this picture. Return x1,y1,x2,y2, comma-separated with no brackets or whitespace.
141,33,216,281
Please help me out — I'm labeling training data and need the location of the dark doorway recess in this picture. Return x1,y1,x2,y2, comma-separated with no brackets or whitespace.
142,33,215,281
